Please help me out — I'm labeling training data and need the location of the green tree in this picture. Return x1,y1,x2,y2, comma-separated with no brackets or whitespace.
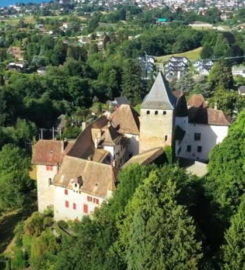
117,171,203,270
208,61,234,91
0,144,34,210
221,196,245,270
121,60,142,105
206,110,245,219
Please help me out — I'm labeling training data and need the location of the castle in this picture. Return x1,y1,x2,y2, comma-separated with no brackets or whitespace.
32,72,230,221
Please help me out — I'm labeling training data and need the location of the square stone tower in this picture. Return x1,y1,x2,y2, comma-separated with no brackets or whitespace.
139,72,176,153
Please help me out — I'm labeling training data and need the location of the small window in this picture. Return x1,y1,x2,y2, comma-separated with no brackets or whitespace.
187,145,191,152
65,201,69,208
165,135,168,141
64,189,68,195
87,196,92,202
194,133,201,141
48,178,52,185
163,111,166,115
146,110,150,115
73,203,77,210
197,146,202,153
155,111,158,115
83,204,88,214
93,198,99,205
46,165,53,171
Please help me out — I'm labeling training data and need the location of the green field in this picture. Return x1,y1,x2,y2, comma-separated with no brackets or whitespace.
155,47,203,63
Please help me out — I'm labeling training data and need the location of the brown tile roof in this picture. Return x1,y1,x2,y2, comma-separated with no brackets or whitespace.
189,107,230,126
188,94,207,108
32,140,74,165
53,156,117,198
123,147,164,168
91,149,110,162
67,116,108,159
111,104,140,135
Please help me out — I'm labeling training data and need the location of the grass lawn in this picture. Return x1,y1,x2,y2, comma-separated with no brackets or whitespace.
155,47,203,63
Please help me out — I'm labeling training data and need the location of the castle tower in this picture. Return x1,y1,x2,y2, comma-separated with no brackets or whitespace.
139,72,176,153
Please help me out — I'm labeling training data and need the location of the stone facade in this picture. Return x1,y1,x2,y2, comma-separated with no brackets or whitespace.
140,109,174,152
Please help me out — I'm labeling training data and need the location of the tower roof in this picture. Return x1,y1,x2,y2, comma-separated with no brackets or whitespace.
141,72,176,110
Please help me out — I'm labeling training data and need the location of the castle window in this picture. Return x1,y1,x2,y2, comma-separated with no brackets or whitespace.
46,165,53,171
83,204,88,214
165,135,168,141
194,133,201,141
155,111,158,115
48,178,52,185
73,203,77,210
65,200,69,208
146,110,150,115
64,189,68,195
163,111,167,115
197,146,202,153
87,196,92,202
187,145,191,152
93,198,99,205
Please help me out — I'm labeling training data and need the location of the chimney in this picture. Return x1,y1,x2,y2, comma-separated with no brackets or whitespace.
62,138,68,152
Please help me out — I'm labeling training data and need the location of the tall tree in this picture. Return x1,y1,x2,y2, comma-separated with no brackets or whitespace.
208,61,234,91
121,60,142,105
206,110,245,219
117,170,203,270
221,196,245,270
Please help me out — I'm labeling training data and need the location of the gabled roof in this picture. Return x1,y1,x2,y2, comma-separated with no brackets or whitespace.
123,147,164,168
67,116,108,159
141,72,176,110
111,105,140,135
189,107,231,126
32,140,74,166
53,156,117,198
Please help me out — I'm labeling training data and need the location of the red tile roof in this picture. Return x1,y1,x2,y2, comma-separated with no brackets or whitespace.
32,140,73,165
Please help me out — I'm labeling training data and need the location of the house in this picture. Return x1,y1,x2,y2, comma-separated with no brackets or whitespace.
232,65,245,78
53,156,116,221
175,94,230,162
33,105,140,220
164,56,189,81
194,60,213,76
138,54,155,80
33,72,231,221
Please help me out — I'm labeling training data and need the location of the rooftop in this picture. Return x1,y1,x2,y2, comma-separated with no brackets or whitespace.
141,72,176,110
123,147,164,168
32,140,74,166
53,156,117,198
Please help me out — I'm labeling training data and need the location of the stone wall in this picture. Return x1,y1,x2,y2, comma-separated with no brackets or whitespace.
139,109,174,153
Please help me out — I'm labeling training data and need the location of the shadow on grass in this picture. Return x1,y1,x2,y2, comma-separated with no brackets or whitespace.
0,204,37,254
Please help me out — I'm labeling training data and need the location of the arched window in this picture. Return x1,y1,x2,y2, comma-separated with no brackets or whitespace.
155,111,158,115
146,110,150,115
163,111,167,115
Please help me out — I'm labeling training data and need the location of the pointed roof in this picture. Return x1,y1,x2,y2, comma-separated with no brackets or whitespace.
141,72,176,110
111,104,140,135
